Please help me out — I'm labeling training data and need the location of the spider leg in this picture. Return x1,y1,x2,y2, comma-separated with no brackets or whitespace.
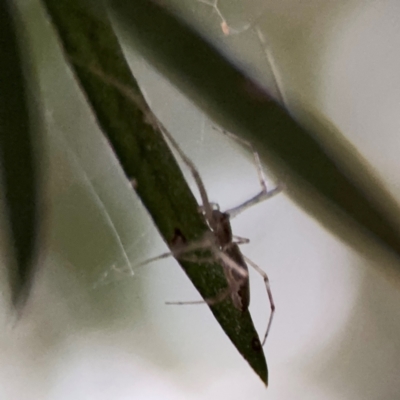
212,127,284,219
165,285,233,307
135,251,174,268
129,222,240,270
166,245,250,309
132,235,214,269
243,255,275,346
232,235,250,245
226,183,283,219
216,128,268,192
159,126,215,229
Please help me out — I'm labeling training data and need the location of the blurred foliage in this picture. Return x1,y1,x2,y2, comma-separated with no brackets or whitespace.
0,0,41,308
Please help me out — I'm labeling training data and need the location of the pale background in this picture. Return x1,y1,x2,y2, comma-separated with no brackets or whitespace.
2,0,400,398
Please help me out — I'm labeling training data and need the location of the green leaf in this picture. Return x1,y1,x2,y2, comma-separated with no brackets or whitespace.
109,0,400,268
42,0,269,385
0,0,41,308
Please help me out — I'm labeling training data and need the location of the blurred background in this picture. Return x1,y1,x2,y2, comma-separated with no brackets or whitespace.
2,0,400,398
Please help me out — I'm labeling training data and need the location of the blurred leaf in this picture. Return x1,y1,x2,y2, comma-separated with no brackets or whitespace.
42,0,269,384
109,0,400,269
0,0,41,308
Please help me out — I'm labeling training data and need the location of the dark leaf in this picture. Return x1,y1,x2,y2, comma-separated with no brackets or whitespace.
42,0,269,384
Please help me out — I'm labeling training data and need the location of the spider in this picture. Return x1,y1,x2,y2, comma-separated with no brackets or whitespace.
70,54,283,345
140,125,283,345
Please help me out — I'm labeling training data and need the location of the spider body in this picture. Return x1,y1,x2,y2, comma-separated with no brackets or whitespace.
210,209,250,312
222,241,250,312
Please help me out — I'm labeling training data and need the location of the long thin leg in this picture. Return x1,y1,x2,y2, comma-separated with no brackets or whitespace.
226,183,283,219
159,126,215,229
232,235,250,245
131,239,213,270
165,285,233,306
243,255,275,346
166,249,250,307
214,127,284,218
135,251,173,268
129,232,249,283
99,252,173,281
178,237,250,280
118,235,212,272
215,127,267,193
